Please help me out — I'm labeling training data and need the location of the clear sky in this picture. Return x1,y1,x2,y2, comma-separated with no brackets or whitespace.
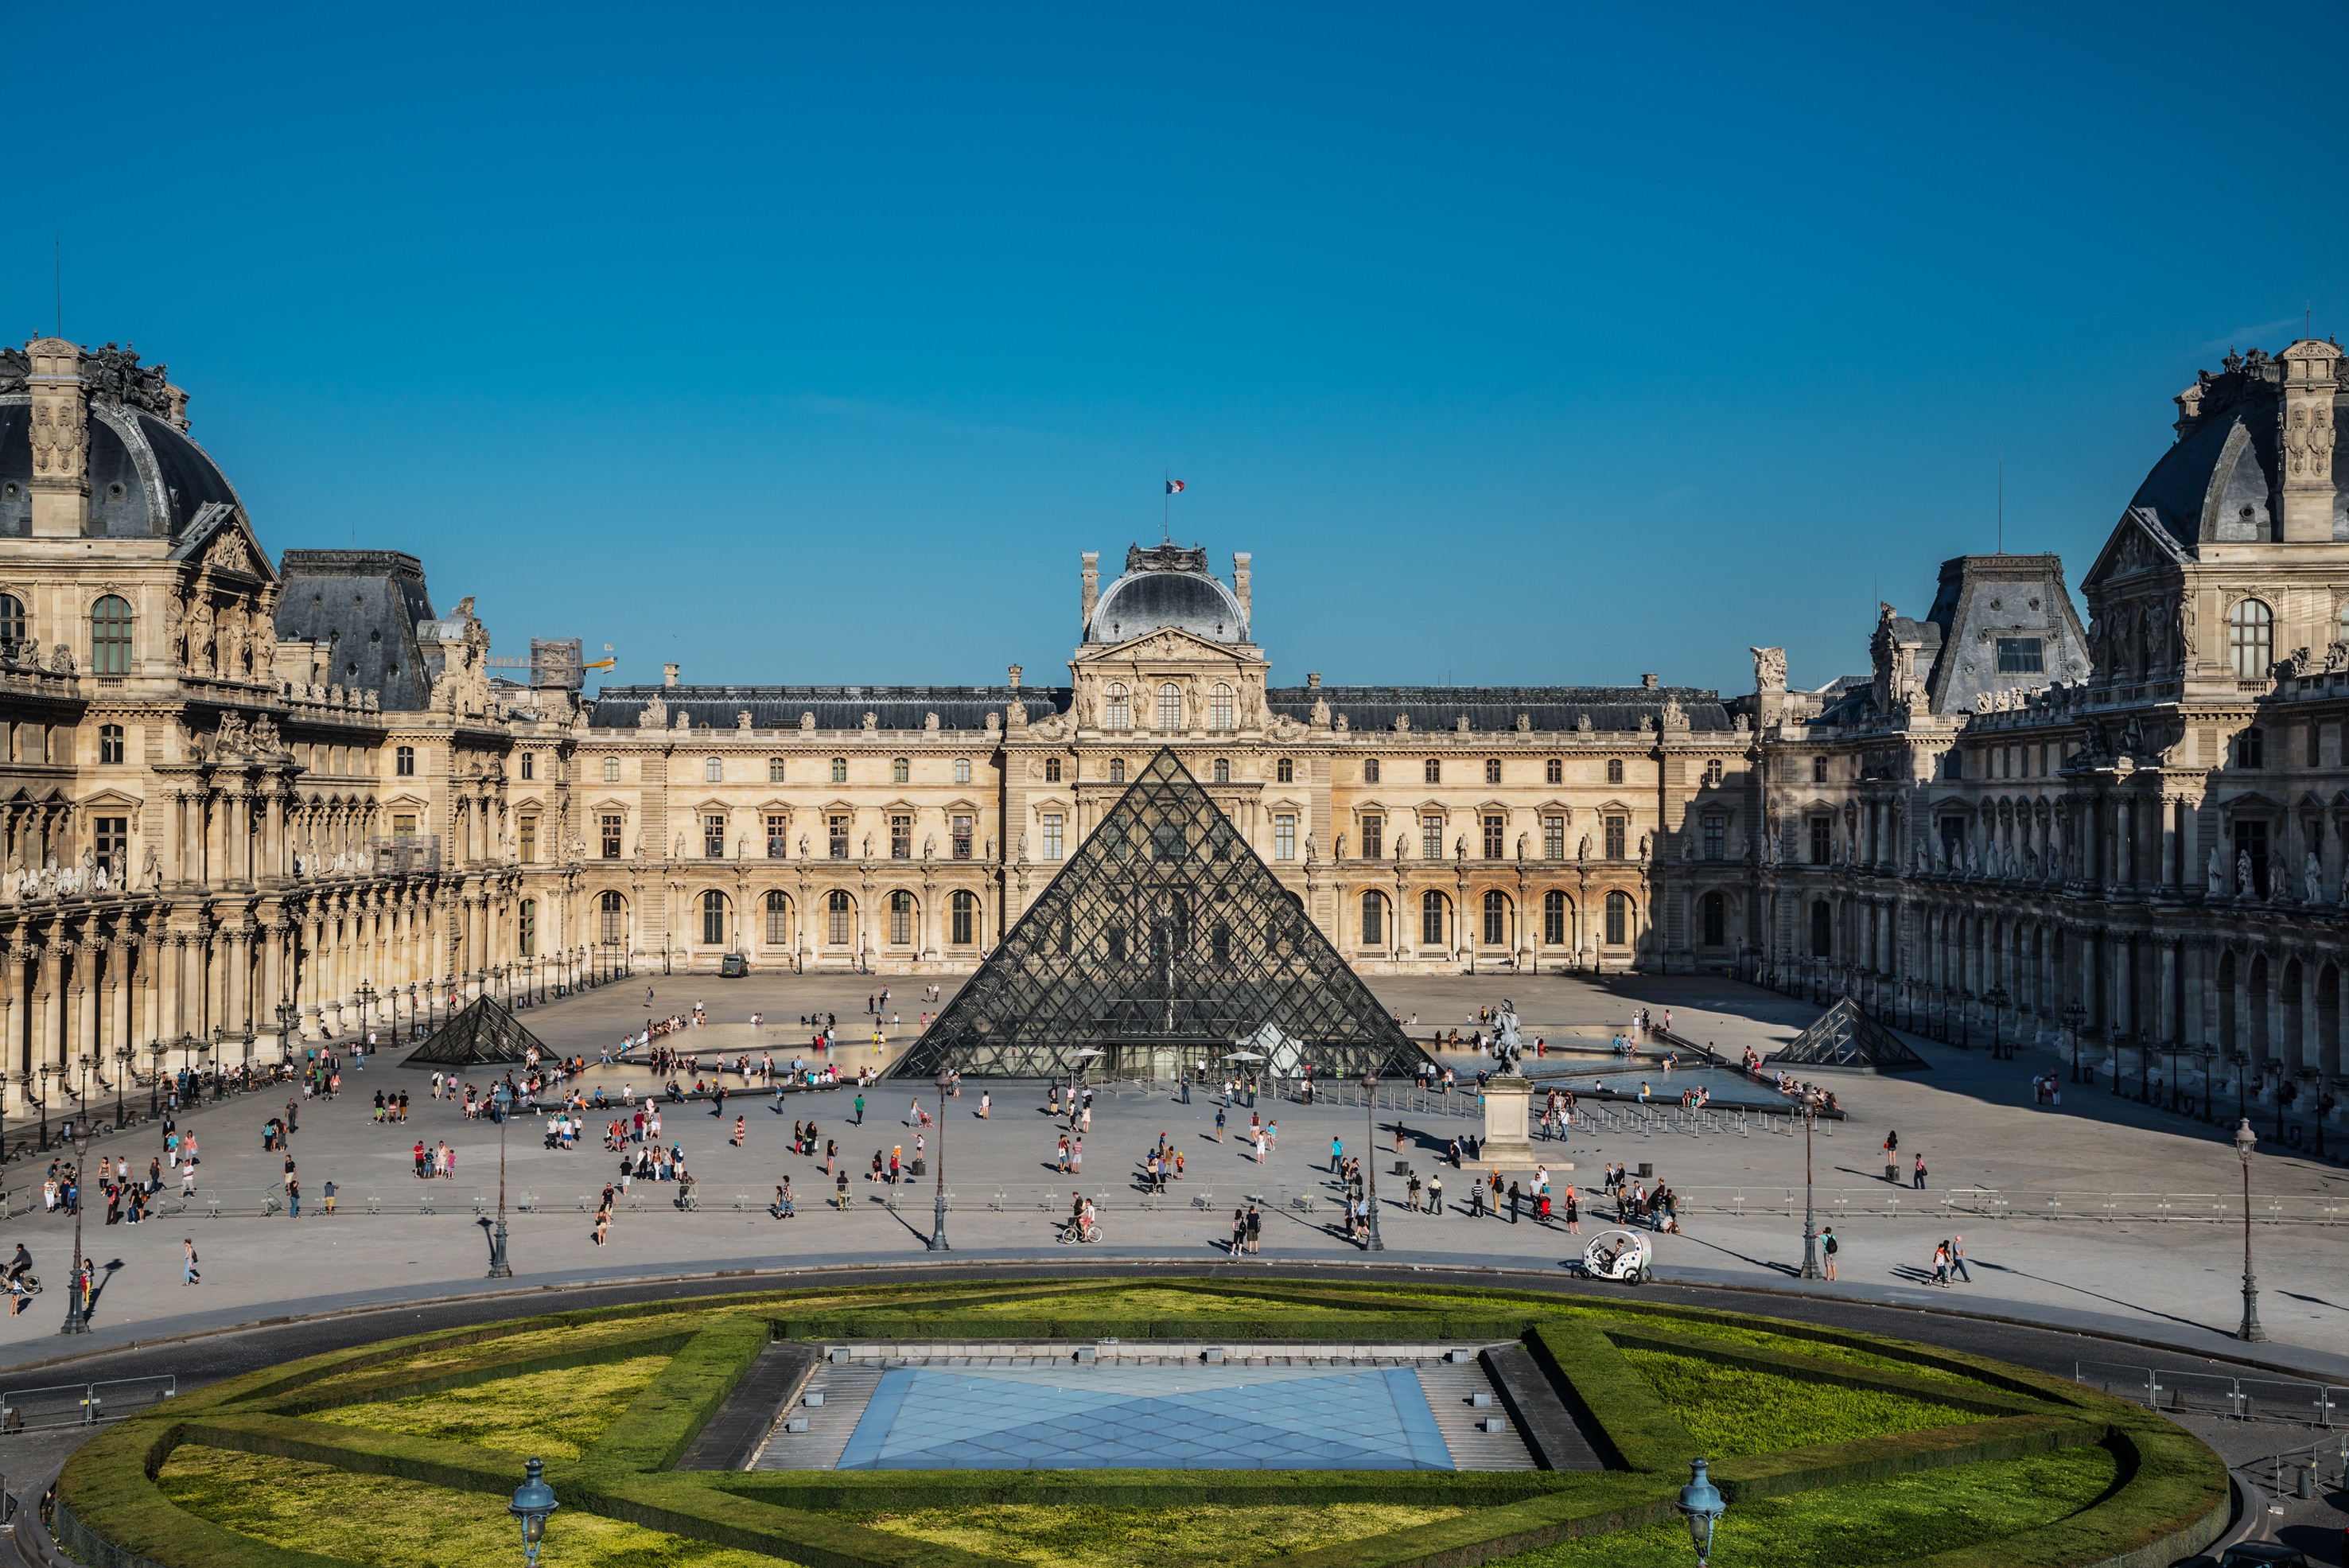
13,3,2347,698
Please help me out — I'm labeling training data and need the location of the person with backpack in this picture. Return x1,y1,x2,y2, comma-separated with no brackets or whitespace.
1820,1225,1838,1280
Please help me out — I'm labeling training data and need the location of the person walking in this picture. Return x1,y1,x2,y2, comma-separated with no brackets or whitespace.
1229,1207,1246,1257
733,1115,747,1148
979,1090,990,1119
1950,1234,1971,1282
182,1237,200,1287
1429,1171,1444,1214
1930,1241,1950,1286
1912,1151,1927,1191
1330,1135,1344,1174
1507,1180,1521,1224
854,1092,865,1126
1215,1105,1225,1142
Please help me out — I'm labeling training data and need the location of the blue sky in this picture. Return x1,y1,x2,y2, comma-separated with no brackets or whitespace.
12,3,2346,697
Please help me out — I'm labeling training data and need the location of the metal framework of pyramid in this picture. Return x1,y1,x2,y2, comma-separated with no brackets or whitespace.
892,749,1428,1082
1765,995,1930,1073
399,995,546,1070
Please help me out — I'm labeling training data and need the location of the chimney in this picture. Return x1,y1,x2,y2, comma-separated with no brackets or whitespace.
1233,552,1252,632
1080,551,1099,633
25,339,89,538
2279,339,2342,542
1642,672,1659,689
663,663,679,688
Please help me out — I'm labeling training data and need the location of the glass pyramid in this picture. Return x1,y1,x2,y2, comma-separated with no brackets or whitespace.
893,749,1426,1081
1766,995,1930,1073
399,995,547,1070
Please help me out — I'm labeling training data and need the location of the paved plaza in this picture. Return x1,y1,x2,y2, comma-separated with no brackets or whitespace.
0,970,2343,1382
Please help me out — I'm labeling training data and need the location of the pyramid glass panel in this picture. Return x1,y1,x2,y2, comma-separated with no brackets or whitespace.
399,995,548,1069
893,749,1427,1080
1767,995,1929,1072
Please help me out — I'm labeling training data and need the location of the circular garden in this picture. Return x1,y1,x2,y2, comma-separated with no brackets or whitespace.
58,1278,2227,1567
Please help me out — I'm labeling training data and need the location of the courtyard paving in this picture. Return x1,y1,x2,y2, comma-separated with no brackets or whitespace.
0,969,2343,1382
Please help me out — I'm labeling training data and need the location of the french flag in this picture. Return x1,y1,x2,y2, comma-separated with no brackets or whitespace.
1165,479,1185,494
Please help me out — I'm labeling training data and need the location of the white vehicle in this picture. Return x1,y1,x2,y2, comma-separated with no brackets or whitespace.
1581,1228,1652,1283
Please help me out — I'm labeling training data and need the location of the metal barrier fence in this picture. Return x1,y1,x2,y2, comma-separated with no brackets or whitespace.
2076,1360,2347,1429
0,1375,175,1433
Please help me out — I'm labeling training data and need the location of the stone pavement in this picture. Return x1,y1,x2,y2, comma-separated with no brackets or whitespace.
0,970,2341,1380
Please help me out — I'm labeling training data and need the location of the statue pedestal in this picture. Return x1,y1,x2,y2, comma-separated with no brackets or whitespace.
1480,1076,1542,1169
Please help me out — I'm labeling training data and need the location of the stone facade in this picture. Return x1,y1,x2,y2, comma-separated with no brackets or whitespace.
1758,339,2349,1136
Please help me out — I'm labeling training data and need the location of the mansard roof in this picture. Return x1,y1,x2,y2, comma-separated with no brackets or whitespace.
1270,684,1734,734
587,685,1071,733
274,551,440,713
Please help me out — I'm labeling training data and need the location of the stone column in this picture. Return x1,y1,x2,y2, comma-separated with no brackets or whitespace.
2158,940,2178,1044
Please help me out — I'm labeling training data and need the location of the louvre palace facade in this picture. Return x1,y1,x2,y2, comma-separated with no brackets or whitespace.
0,330,2340,1129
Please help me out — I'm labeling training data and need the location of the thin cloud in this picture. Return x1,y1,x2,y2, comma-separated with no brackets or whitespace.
2201,317,2305,352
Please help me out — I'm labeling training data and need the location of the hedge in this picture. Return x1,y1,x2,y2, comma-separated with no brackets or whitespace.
1522,1320,1694,1473
710,1469,1577,1512
1600,1322,2051,1419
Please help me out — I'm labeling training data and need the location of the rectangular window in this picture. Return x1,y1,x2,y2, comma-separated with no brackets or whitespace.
952,893,975,947
1995,637,2044,674
1543,892,1566,945
396,745,414,776
1482,814,1503,859
604,757,620,783
768,757,787,783
766,896,789,945
890,814,912,859
600,813,621,859
92,816,126,879
520,753,534,780
1363,758,1380,784
889,894,912,946
1701,814,1724,861
2234,819,2270,897
395,814,418,839
1810,816,1833,864
1042,813,1064,860
519,901,538,957
952,815,972,860
1543,815,1565,860
1604,815,1627,860
1362,895,1383,945
99,724,124,765
1274,814,1296,861
703,814,726,858
1422,816,1444,860
955,757,971,784
1424,758,1441,784
1939,816,1966,868
519,816,537,864
828,814,850,859
1361,815,1383,860
766,814,787,858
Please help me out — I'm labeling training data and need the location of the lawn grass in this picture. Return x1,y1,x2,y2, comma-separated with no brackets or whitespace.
154,1447,794,1567
310,1352,675,1461
843,1501,1473,1567
1600,1317,1988,1387
290,1311,715,1399
1622,1349,1986,1457
1487,1443,2120,1566
951,1287,1382,1318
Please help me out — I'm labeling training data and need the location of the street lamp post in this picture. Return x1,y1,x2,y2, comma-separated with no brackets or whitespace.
148,1041,165,1119
2234,1119,2265,1342
1360,1070,1384,1252
112,1045,129,1130
928,1071,951,1251
2232,1051,2249,1126
2063,1003,2087,1084
2136,1029,2151,1103
1676,1457,1726,1568
488,1083,514,1278
507,1457,558,1567
1982,985,2010,1060
1798,1087,1823,1279
59,1120,90,1335
1956,988,1971,1051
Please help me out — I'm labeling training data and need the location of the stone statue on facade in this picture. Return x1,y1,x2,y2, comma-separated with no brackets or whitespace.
2238,850,2255,898
923,835,935,861
1751,646,1787,691
142,845,161,889
1579,835,1591,861
798,835,809,858
2207,846,2226,897
2306,851,2324,905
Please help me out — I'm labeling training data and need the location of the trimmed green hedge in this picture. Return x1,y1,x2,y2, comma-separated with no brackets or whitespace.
768,1311,1530,1344
1522,1321,1693,1474
1600,1323,2051,1418
710,1469,1576,1511
249,1327,702,1418
584,1314,771,1476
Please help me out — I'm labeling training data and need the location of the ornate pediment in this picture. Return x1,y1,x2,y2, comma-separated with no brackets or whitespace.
1070,624,1259,667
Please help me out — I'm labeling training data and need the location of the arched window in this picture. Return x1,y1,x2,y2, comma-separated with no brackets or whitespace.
1157,683,1180,732
951,889,976,946
599,889,626,944
1606,758,1624,784
604,757,620,783
0,595,23,648
1424,758,1441,784
768,757,787,782
91,595,133,675
1421,890,1446,947
2229,598,2274,679
1363,758,1380,784
954,757,971,784
518,898,537,957
1482,889,1508,945
1212,758,1230,784
2338,601,2349,649
1702,890,1725,947
1545,757,1561,784
764,889,790,945
705,757,722,783
1485,758,1502,785
827,889,853,944
889,889,914,945
1810,900,1833,957
1542,889,1567,945
1361,890,1385,945
1044,757,1062,782
1211,683,1234,730
1109,758,1126,784
702,889,728,946
1105,684,1130,730
1276,757,1293,783
1705,759,1724,787
830,757,848,784
1605,890,1631,946
893,757,909,784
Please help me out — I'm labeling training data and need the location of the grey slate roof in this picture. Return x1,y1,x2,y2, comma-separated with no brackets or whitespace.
274,551,438,713
0,397,241,540
587,685,1071,733
1268,685,1733,733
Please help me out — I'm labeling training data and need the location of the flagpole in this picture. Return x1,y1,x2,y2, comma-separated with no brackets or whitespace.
1163,470,1169,543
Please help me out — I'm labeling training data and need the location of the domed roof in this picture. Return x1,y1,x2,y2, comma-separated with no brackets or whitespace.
0,342,239,540
1087,543,1249,644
